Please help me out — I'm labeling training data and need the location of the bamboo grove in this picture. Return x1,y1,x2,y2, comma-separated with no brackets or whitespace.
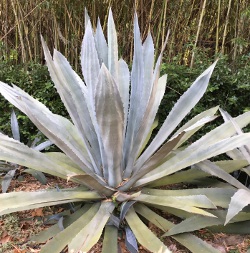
0,0,250,69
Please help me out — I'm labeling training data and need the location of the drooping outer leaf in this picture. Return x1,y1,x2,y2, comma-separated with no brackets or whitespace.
225,189,250,224
136,61,217,169
40,203,100,253
0,190,101,215
102,225,118,253
125,207,171,253
0,134,85,180
163,209,250,236
0,81,94,174
220,108,250,160
135,133,250,188
149,160,248,187
194,160,248,190
68,201,115,253
134,193,217,217
95,64,124,187
31,204,92,243
141,187,237,208
134,203,220,253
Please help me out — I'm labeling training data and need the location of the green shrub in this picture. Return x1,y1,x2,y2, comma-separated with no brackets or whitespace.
0,61,66,142
0,9,249,253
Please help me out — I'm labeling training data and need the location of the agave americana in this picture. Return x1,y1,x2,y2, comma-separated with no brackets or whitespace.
0,9,250,253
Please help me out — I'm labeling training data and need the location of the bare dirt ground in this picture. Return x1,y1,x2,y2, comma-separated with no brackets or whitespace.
0,174,249,253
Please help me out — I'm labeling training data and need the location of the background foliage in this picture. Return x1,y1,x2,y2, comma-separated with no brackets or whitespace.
0,0,250,67
0,0,250,140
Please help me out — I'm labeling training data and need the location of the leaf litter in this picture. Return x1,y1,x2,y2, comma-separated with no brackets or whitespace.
0,174,249,253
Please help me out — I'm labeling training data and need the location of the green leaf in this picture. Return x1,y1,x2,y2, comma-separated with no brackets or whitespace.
0,82,94,174
194,160,248,189
23,169,47,185
123,74,167,179
11,110,20,141
125,207,171,253
102,225,118,253
0,190,101,215
135,193,216,217
137,61,217,169
134,203,220,253
42,38,101,174
135,133,250,187
149,160,248,187
40,203,100,253
0,135,85,181
225,189,250,224
2,168,16,193
68,201,115,253
164,215,223,236
31,204,92,243
141,187,236,208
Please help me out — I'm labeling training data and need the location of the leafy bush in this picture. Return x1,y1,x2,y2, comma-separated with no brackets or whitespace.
160,54,250,123
0,61,66,142
0,9,250,253
0,110,52,193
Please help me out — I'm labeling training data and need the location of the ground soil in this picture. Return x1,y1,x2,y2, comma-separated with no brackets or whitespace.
0,173,249,253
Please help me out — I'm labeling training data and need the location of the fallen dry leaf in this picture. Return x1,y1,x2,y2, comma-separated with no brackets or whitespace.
0,235,11,244
31,208,44,217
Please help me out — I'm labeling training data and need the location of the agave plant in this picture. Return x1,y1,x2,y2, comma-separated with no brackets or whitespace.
0,9,250,253
0,110,52,193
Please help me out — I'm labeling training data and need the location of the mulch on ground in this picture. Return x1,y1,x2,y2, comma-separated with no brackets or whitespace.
0,173,249,253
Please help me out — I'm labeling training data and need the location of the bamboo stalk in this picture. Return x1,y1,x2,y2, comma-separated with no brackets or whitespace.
190,0,207,68
161,0,168,50
215,0,221,54
233,0,240,60
148,0,155,33
16,0,33,61
10,0,26,63
221,0,233,54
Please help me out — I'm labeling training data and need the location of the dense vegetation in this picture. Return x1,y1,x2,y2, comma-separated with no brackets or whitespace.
0,0,249,66
0,0,249,140
0,1,250,252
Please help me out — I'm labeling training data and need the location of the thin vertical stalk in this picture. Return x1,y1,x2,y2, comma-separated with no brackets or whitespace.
161,0,168,50
10,0,26,63
148,0,155,33
190,0,207,68
215,0,221,54
16,0,33,61
221,0,233,54
169,0,183,60
233,0,240,60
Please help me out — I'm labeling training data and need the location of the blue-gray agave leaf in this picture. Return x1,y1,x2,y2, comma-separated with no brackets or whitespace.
11,110,20,141
95,64,124,187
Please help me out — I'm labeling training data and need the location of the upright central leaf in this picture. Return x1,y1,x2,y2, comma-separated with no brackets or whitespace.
95,64,124,187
